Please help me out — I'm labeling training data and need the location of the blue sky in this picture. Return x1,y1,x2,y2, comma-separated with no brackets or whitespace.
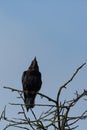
0,1,87,130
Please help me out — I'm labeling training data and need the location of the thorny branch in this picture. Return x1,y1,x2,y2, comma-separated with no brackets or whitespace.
0,63,87,130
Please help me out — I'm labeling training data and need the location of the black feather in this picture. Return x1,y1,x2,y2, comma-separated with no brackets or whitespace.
22,57,42,111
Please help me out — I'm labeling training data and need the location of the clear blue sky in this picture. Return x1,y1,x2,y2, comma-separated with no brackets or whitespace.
0,1,87,130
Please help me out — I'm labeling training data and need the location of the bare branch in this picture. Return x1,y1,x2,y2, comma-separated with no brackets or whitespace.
57,63,86,102
1,63,87,130
4,86,57,104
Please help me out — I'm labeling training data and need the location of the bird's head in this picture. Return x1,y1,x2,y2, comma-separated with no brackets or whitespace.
28,57,39,71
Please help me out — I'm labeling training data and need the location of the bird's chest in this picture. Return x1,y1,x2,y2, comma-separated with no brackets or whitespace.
26,74,39,87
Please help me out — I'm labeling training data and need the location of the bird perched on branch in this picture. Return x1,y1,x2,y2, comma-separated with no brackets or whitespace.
22,57,42,111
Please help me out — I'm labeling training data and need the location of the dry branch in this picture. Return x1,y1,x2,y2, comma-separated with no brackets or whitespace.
0,63,87,130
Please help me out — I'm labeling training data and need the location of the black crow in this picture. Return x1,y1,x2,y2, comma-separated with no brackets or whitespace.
22,57,42,111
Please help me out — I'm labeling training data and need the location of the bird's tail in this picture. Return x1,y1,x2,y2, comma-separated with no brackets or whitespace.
25,97,35,111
